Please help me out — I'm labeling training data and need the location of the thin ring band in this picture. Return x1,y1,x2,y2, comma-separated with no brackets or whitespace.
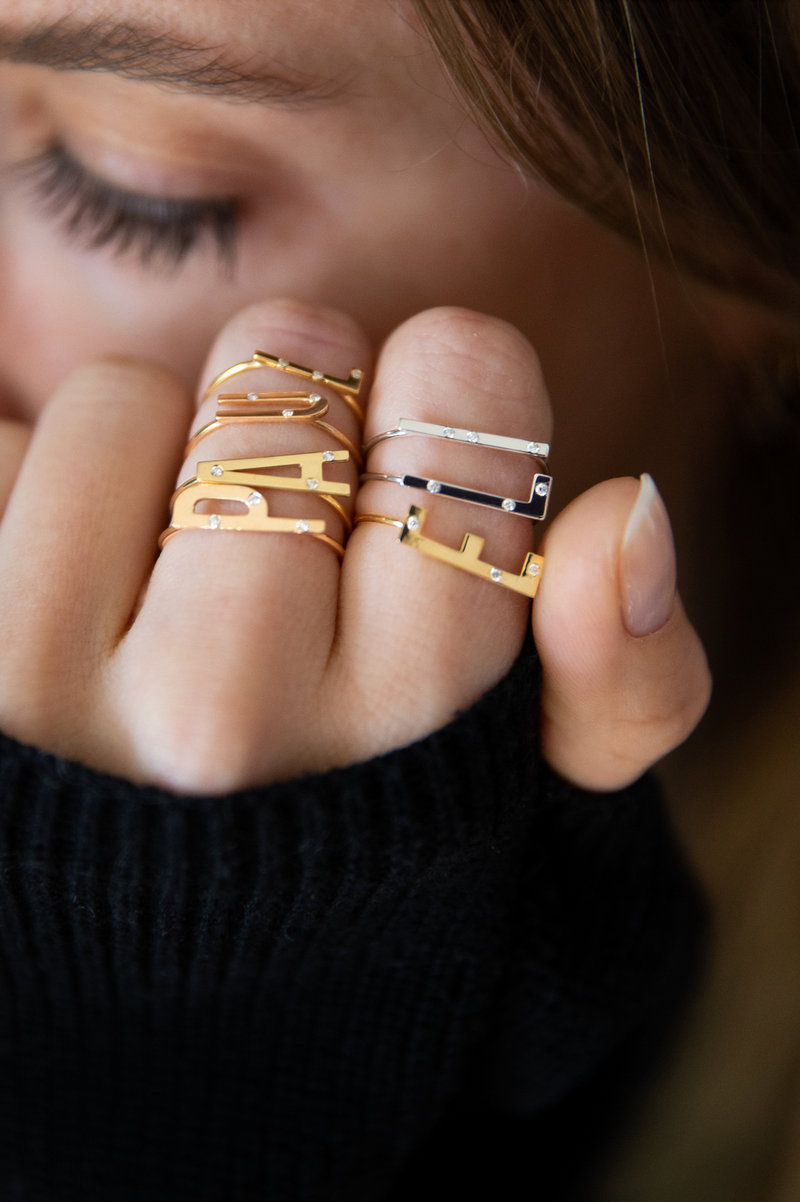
354,513,405,530
363,419,549,462
202,355,365,426
254,351,365,426
357,504,544,599
159,525,345,558
184,416,364,469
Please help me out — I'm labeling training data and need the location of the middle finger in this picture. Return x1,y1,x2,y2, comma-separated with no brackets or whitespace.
113,299,372,793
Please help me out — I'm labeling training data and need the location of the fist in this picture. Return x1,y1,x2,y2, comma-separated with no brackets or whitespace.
0,300,710,793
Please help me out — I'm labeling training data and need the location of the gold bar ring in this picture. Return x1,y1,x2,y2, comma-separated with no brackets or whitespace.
357,505,544,598
159,481,345,558
202,353,365,426
192,450,353,533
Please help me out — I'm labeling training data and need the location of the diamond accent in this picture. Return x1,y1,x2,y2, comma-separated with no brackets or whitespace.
306,478,319,490
535,481,549,497
527,562,540,577
246,492,262,506
210,465,223,477
501,498,516,512
247,392,259,402
406,515,420,530
466,430,479,443
426,480,442,494
309,393,321,402
443,427,455,439
322,450,335,462
295,520,310,533
208,515,222,529
278,358,289,368
351,368,363,379
312,370,323,380
527,441,543,455
282,408,294,418
490,567,503,582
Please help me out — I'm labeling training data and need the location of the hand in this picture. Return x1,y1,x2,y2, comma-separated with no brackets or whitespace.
0,300,710,793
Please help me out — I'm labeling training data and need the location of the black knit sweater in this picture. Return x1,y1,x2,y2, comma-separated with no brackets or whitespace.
0,640,703,1201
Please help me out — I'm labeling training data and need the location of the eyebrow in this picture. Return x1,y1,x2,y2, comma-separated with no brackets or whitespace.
0,19,344,105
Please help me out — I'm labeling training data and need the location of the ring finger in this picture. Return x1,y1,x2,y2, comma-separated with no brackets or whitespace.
331,306,553,762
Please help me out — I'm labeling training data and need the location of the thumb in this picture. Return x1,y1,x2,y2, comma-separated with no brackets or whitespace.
534,474,711,791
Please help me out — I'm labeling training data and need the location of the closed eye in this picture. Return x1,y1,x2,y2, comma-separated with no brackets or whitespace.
23,143,239,268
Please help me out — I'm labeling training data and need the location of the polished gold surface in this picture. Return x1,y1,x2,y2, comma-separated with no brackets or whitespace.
398,504,543,597
158,481,344,558
184,392,363,468
254,350,365,425
196,450,351,495
202,353,365,426
184,451,354,533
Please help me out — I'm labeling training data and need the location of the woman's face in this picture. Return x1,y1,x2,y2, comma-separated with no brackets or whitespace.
0,0,766,521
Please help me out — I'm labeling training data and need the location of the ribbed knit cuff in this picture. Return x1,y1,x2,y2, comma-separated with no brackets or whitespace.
0,641,703,1202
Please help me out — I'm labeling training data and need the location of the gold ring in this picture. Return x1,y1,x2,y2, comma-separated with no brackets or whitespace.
185,391,363,469
176,450,354,535
159,481,345,558
159,526,345,558
202,353,365,426
354,513,405,530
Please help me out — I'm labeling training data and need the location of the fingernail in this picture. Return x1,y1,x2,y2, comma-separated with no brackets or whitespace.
620,474,676,637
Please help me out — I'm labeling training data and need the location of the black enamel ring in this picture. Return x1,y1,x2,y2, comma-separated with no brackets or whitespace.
359,470,553,521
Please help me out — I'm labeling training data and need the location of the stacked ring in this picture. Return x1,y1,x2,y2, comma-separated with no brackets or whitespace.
160,351,363,553
202,352,365,426
357,417,551,597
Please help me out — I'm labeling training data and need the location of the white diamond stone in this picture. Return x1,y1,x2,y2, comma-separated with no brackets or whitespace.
309,393,321,402
312,370,323,380
407,515,420,530
466,430,479,443
426,480,442,494
443,427,455,439
351,368,363,379
535,481,549,497
501,498,516,512
278,358,289,368
247,392,259,401
282,408,294,418
208,515,222,529
210,464,223,477
295,520,309,533
490,567,503,582
246,492,262,506
322,450,335,462
306,478,319,490
527,562,540,577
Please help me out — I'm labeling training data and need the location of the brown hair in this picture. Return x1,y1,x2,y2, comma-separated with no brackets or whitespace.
414,0,800,315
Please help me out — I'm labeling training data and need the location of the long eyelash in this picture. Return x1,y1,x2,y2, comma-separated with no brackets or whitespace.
24,144,238,267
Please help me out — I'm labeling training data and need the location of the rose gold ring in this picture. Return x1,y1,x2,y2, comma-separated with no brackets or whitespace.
202,352,365,426
184,391,363,469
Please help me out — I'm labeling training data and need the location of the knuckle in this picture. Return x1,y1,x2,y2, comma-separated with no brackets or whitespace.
209,299,369,367
376,307,550,432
